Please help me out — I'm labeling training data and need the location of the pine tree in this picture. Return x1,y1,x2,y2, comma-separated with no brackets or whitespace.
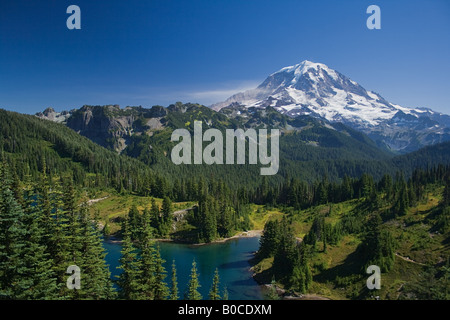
272,219,297,278
153,245,169,300
77,203,116,299
198,195,217,243
291,246,312,294
117,220,142,299
62,177,84,285
17,199,58,300
0,163,62,300
139,215,157,300
169,260,179,300
36,167,54,252
0,164,45,298
266,277,279,300
160,196,172,237
208,268,221,300
222,285,229,300
150,198,160,235
128,204,141,241
186,259,202,300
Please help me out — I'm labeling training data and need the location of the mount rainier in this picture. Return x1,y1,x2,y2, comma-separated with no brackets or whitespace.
212,60,450,153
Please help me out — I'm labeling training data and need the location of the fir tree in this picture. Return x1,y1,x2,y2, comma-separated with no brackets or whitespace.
0,163,61,300
258,220,280,259
186,259,202,300
117,220,142,299
139,215,157,300
160,196,173,237
266,277,279,300
169,260,179,300
208,268,221,300
17,201,58,300
77,203,116,299
222,285,229,300
128,204,141,241
150,198,160,235
153,245,169,300
0,164,40,298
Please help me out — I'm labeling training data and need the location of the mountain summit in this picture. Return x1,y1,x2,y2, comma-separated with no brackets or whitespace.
212,60,450,153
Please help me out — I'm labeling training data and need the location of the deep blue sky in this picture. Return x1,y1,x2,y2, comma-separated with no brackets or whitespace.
0,0,449,114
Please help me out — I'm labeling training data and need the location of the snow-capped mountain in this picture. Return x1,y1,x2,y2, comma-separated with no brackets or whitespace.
212,60,450,153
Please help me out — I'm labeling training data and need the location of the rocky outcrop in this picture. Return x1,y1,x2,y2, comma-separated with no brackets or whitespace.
61,105,167,153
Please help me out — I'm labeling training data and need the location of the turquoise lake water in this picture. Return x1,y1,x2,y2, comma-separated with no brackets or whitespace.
103,236,264,300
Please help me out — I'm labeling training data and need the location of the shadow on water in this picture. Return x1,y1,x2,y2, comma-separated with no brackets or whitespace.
218,259,249,269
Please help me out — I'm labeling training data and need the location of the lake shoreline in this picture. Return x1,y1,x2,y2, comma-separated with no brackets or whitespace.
104,232,264,300
104,229,263,246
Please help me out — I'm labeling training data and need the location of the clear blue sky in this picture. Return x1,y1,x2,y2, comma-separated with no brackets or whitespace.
0,0,449,114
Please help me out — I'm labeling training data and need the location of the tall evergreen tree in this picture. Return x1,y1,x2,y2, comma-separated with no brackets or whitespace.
77,203,116,299
169,260,179,300
117,221,142,300
150,198,160,234
186,259,202,300
0,164,34,298
208,268,221,300
222,285,229,300
160,196,173,237
272,219,297,278
139,213,157,300
258,220,280,259
18,198,58,300
153,245,169,300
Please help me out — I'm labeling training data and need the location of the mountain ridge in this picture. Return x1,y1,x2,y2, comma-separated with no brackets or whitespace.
212,60,450,153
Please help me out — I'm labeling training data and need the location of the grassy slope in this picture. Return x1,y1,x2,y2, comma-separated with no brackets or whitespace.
251,185,448,300
87,184,447,300
88,192,195,235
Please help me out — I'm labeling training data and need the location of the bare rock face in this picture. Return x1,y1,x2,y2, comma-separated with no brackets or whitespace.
36,107,72,123
59,105,167,153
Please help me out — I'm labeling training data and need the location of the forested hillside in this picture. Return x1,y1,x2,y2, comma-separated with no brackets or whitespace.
1,107,449,300
252,165,450,300
0,109,161,194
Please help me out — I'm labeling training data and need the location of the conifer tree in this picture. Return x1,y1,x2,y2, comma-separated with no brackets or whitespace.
150,198,160,234
222,285,229,300
128,204,141,241
77,203,116,299
186,259,202,300
18,201,58,300
258,220,280,259
139,212,157,300
153,245,169,300
117,220,142,300
0,164,31,298
209,268,221,300
266,277,279,300
51,180,74,298
62,177,84,280
169,260,179,300
160,196,172,236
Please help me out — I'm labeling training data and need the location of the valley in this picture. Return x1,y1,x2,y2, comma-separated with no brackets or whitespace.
1,60,449,301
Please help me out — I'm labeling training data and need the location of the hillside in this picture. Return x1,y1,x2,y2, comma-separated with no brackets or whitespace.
37,103,450,188
251,168,450,300
0,109,157,194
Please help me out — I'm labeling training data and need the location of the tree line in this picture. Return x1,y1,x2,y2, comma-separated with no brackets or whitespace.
256,164,450,296
0,160,230,300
